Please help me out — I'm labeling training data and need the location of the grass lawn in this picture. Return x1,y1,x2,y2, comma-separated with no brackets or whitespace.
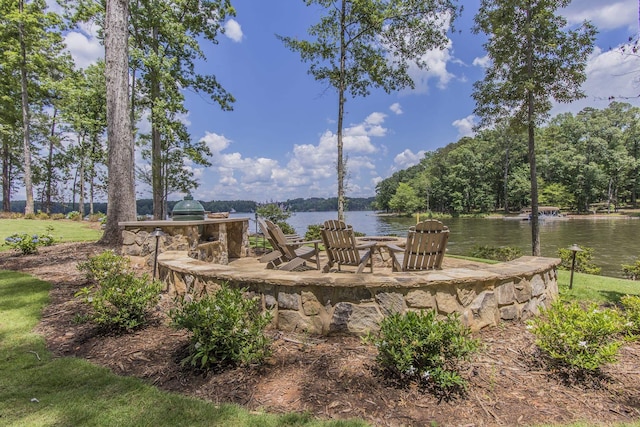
557,269,640,303
0,270,366,427
0,219,103,252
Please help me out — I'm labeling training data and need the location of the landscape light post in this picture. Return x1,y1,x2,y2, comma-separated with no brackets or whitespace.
569,244,582,290
150,228,166,281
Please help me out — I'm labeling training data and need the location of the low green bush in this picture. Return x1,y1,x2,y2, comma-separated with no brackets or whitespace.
66,211,81,221
469,245,522,261
76,251,162,331
621,295,640,337
170,283,272,370
557,245,601,275
621,258,640,281
370,310,479,391
4,226,57,255
305,224,322,241
527,299,625,372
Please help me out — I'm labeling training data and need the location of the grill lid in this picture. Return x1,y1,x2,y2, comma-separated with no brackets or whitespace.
172,195,205,220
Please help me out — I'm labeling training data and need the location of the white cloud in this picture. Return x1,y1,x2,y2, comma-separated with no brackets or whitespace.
407,37,456,93
201,132,231,152
64,27,103,69
472,55,490,69
552,46,640,115
389,102,403,114
224,19,243,42
393,149,425,169
452,115,476,138
195,112,391,200
561,0,638,31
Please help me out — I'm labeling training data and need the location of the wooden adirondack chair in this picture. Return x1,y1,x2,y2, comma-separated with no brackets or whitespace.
387,220,449,272
264,219,321,271
320,219,376,273
256,217,303,264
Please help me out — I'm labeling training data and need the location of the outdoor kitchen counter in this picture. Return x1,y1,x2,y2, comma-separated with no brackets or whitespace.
119,218,250,264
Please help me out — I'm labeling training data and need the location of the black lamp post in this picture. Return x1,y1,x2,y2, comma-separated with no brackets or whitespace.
569,243,582,290
150,228,166,280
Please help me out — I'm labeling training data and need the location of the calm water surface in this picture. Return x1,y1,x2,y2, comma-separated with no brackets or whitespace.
234,211,639,278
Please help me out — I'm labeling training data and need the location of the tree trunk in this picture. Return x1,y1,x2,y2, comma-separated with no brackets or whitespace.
100,0,136,246
151,25,164,220
526,3,540,256
18,0,34,215
2,137,11,212
503,143,509,213
336,0,347,222
45,108,59,214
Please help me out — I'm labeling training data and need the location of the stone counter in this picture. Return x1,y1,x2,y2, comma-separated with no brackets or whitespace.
119,218,250,265
157,253,561,335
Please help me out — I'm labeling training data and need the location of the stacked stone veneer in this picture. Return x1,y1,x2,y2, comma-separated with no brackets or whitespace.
119,219,249,266
157,253,561,334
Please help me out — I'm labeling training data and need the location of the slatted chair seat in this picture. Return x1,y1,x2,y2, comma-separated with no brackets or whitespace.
387,220,449,272
320,219,376,273
263,219,321,271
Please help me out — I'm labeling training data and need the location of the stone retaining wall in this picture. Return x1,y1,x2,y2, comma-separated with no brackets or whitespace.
158,253,560,335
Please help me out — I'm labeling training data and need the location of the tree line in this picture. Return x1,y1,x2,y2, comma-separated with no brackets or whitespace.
375,102,640,216
3,197,375,216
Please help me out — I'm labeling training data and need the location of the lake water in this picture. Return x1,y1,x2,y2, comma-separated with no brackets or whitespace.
233,211,639,278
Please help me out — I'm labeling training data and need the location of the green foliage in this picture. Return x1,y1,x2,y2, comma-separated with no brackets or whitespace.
305,224,322,241
527,300,625,372
389,183,421,214
66,211,81,221
51,213,65,220
620,295,640,336
558,246,601,275
621,258,640,280
469,245,522,261
371,310,479,391
76,251,162,331
170,284,272,370
4,226,57,255
36,211,50,220
257,203,296,234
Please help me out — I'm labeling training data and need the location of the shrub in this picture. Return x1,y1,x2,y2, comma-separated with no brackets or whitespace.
470,245,522,261
557,245,601,275
24,213,36,220
36,210,50,220
76,251,162,331
527,299,625,372
371,310,480,390
50,213,65,220
4,227,57,255
170,283,272,370
621,259,640,281
305,224,322,241
66,211,81,221
77,250,131,282
620,295,640,337
87,213,106,223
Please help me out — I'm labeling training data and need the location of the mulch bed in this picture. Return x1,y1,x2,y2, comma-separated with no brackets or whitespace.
2,242,640,427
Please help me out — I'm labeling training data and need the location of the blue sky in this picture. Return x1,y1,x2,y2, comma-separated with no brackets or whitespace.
53,0,640,202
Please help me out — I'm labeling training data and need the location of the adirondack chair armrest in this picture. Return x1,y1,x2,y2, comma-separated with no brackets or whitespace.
286,239,321,247
386,244,404,253
355,241,377,250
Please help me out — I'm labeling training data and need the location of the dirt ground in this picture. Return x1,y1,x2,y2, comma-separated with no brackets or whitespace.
2,241,640,427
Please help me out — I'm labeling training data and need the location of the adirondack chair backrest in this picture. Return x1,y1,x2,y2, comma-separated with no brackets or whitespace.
264,219,298,260
402,220,449,271
321,219,361,266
